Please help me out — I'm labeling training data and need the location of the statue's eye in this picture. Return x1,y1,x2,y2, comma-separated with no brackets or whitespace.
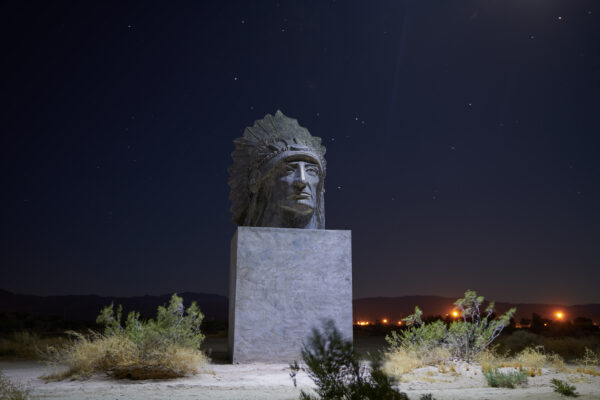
306,167,319,175
285,165,296,173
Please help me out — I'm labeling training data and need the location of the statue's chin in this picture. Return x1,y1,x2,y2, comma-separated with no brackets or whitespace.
280,202,315,215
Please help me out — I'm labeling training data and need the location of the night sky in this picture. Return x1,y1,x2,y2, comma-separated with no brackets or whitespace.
2,1,599,305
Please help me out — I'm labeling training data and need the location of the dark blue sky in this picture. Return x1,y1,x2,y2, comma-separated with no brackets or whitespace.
1,1,599,304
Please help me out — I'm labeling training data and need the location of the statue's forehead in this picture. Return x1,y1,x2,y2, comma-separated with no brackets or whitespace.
281,154,320,164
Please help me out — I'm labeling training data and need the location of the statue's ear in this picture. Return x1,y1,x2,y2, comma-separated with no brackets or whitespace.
248,170,260,193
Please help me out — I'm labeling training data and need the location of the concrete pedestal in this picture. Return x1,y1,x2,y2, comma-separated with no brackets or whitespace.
229,226,352,363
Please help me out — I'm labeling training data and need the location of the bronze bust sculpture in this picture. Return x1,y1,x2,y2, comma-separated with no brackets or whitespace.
228,110,326,229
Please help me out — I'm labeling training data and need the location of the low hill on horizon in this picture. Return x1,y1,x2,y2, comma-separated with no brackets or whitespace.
0,289,228,322
2,289,599,324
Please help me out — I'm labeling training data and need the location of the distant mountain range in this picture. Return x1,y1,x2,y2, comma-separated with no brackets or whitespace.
1,289,599,323
0,289,228,321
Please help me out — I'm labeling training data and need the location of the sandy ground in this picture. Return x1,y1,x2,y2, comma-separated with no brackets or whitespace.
2,360,600,400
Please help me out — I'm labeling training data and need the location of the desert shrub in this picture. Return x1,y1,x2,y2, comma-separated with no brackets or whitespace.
290,320,408,400
475,348,501,373
419,395,436,400
386,290,514,362
382,346,452,375
446,291,515,361
0,370,30,400
497,331,600,361
513,347,546,376
543,336,599,360
477,345,566,376
44,294,207,380
483,368,527,388
574,347,600,376
386,308,447,352
496,330,539,354
550,379,578,397
0,332,67,360
576,347,599,368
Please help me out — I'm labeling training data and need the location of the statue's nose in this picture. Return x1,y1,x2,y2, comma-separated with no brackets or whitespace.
294,165,307,187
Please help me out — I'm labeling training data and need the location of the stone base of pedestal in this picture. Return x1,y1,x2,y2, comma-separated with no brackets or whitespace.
228,226,352,363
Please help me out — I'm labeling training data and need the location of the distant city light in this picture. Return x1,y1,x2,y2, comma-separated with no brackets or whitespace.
397,321,402,326
451,310,460,318
555,311,565,320
382,318,389,324
356,321,370,326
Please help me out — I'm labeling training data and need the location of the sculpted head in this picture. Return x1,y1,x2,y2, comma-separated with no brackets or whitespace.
228,111,326,229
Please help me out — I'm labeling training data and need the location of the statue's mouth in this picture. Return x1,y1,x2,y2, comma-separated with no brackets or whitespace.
294,194,310,200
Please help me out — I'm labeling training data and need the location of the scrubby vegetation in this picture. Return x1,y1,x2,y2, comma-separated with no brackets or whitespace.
291,320,408,400
483,368,527,388
0,331,67,360
43,294,208,380
0,371,30,400
550,378,579,397
384,290,515,373
496,330,600,362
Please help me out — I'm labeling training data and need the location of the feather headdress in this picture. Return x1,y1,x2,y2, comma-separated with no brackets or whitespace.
228,110,326,227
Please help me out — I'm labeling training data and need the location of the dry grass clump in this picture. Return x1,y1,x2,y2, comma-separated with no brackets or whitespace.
0,331,67,360
476,346,567,377
0,370,30,400
42,294,208,381
383,346,452,376
575,347,600,376
43,331,208,381
475,347,506,373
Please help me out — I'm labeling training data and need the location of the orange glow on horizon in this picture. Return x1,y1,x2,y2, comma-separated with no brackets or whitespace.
356,321,370,326
555,311,565,320
397,321,402,325
382,318,389,324
451,310,460,318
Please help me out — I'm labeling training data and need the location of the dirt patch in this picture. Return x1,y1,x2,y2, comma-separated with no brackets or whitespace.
1,360,600,400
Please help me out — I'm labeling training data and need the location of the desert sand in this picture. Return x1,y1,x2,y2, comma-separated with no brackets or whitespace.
2,360,600,400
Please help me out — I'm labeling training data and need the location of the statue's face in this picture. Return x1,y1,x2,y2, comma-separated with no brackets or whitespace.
271,158,321,215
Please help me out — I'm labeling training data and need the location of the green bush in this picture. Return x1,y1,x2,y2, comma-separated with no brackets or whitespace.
44,294,207,380
483,368,527,388
386,307,446,352
386,290,515,362
0,371,30,400
291,320,408,400
96,293,205,351
550,379,579,397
